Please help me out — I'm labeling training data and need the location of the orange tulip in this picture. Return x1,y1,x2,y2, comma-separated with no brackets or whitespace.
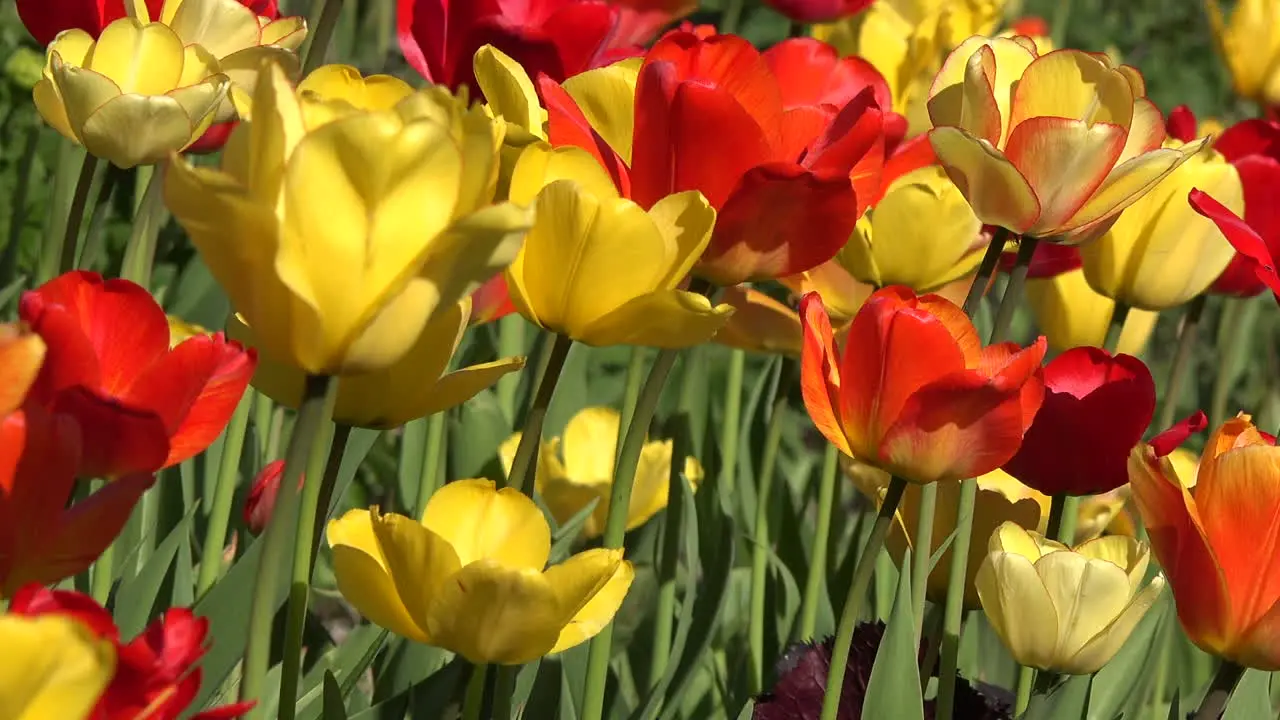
1129,412,1280,670
800,286,1046,484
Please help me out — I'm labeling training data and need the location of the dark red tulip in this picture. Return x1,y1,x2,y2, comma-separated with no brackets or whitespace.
398,0,625,95
1209,118,1280,296
998,242,1084,279
760,0,872,23
1189,189,1280,303
243,459,303,536
1003,347,1157,496
19,271,256,478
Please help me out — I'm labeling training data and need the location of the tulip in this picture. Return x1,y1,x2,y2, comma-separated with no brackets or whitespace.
976,522,1165,674
499,407,702,538
0,324,46,415
166,63,532,376
997,241,1083,280
1207,0,1280,107
328,478,635,664
242,459,297,535
503,159,733,347
398,0,627,96
1189,190,1280,303
800,286,1045,484
762,0,873,23
0,614,115,720
1003,347,1156,496
927,38,1206,241
20,271,256,478
468,275,518,325
1079,141,1243,310
1130,413,1280,669
713,287,806,357
32,16,231,168
1025,267,1159,355
230,299,525,429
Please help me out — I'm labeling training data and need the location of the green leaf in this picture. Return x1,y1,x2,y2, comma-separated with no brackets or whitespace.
321,671,349,720
1223,669,1274,719
449,389,509,480
735,699,755,720
113,500,199,638
1090,595,1169,720
1166,689,1181,720
1024,673,1093,720
862,548,924,720
351,656,468,720
548,497,601,564
294,626,388,720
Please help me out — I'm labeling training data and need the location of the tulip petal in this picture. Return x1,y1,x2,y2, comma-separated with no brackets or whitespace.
539,75,631,196
327,510,431,643
560,407,622,485
39,472,155,590
421,479,551,570
562,60,640,165
976,552,1061,669
369,509,464,636
1064,575,1165,674
925,44,1001,145
548,549,634,653
424,560,563,664
0,327,45,416
799,293,852,456
509,144,620,206
0,615,116,719
666,82,775,209
578,290,734,348
1006,50,1134,135
1063,139,1208,235
929,127,1041,233
398,359,526,425
1116,98,1167,164
1190,188,1280,300
646,190,717,288
87,19,184,95
716,287,803,357
1003,118,1126,236
51,387,170,477
1234,596,1280,670
1033,549,1138,666
474,46,544,136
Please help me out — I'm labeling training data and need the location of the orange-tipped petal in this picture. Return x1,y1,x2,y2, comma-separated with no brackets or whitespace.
799,292,852,456
0,326,45,415
929,127,1041,233
1003,117,1126,236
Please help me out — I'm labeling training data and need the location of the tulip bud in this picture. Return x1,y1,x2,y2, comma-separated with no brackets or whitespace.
243,460,302,535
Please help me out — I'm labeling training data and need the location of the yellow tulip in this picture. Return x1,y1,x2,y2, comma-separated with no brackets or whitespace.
848,463,1128,606
230,299,525,429
838,165,986,292
1079,143,1243,310
927,38,1206,240
503,148,733,348
33,18,230,168
327,479,635,664
0,614,116,720
1025,268,1159,355
499,407,702,539
976,522,1165,674
166,314,210,347
1207,0,1280,106
472,45,549,199
166,63,531,375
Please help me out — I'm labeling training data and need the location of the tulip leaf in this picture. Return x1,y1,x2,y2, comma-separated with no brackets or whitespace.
350,656,469,720
863,548,925,720
0,273,26,311
164,252,230,331
321,670,349,720
1165,689,1181,720
1222,669,1274,718
294,626,389,720
735,699,755,720
1090,594,1169,720
113,499,199,638
449,389,509,481
1024,672,1093,720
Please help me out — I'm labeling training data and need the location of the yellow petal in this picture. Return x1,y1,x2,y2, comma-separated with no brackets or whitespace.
548,549,635,653
424,560,563,664
1006,50,1133,134
82,82,225,167
298,63,412,110
929,126,1040,233
261,17,307,48
1008,118,1127,237
712,286,802,357
166,0,261,57
421,478,551,569
473,45,544,137
578,290,735,348
1074,535,1150,590
215,46,298,105
1064,575,1165,674
45,30,95,72
925,42,1000,145
1116,98,1166,165
499,434,571,498
1033,548,1137,668
0,615,116,720
976,551,1061,669
52,60,123,143
86,19,184,94
1061,138,1209,235
221,60,306,202
645,190,717,289
368,508,464,636
33,78,77,144
176,43,223,89
406,358,526,423
1025,269,1158,354
628,439,677,532
327,509,433,643
561,58,640,165
561,407,623,483
509,143,619,206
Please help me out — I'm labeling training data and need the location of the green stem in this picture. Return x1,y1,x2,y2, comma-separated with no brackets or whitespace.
310,424,353,567
748,370,789,694
119,163,167,288
89,481,114,603
580,347,683,720
1103,302,1131,354
301,0,346,76
1156,294,1206,431
990,235,1038,344
718,348,746,493
505,333,573,494
196,391,254,598
1210,297,1255,429
133,482,161,573
799,442,840,640
240,374,338,719
492,665,517,720
1015,665,1036,716
1051,0,1075,48
1,123,40,292
54,153,98,277
76,166,120,272
618,346,648,460
267,403,287,461
819,476,910,720
1192,661,1245,720
652,365,696,687
413,411,448,517
463,664,489,720
496,315,526,425
253,393,274,465
911,482,938,639
719,0,745,33
961,227,1011,316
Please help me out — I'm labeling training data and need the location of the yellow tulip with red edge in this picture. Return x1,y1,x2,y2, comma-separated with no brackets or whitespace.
0,614,116,720
166,63,531,375
927,37,1207,240
33,18,230,168
327,479,634,664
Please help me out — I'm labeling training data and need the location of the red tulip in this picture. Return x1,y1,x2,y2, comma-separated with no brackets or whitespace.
243,459,304,535
1208,119,1280,296
628,32,890,285
398,0,624,95
16,0,278,46
799,286,1046,484
9,584,255,719
469,274,519,325
1189,189,1280,303
760,0,872,23
0,324,46,416
998,242,1084,279
19,271,256,478
1002,347,1156,495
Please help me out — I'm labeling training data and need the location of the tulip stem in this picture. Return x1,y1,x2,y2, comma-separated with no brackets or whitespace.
463,664,495,720
89,480,115,604
497,316,526,425
911,482,938,639
961,227,1011,316
54,153,98,277
119,163,168,288
302,0,346,77
196,391,255,599
413,412,448,516
819,476,909,720
240,374,338,720
1103,302,1131,354
1210,297,1257,429
719,348,746,494
1193,661,1245,720
618,346,648,460
800,442,841,640
505,333,573,494
748,364,790,694
651,403,693,688
311,424,353,565
719,0,745,33
934,478,976,720
1044,494,1081,546
581,346,683,720
1015,665,1036,715
1156,294,1206,431
991,235,1038,343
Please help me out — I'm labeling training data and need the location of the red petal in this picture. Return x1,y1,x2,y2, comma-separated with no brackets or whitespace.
539,74,632,197
1190,189,1280,301
185,121,237,155
192,702,257,720
630,59,679,207
7,584,119,640
998,242,1083,279
799,293,852,456
881,134,938,189
641,31,783,137
762,38,890,111
42,472,154,592
54,387,170,477
698,163,858,284
1166,104,1198,143
1214,119,1280,162
540,2,619,77
397,0,447,84
468,274,518,325
667,81,774,208
1211,155,1280,296
760,0,872,23
16,0,105,45
1150,410,1209,458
